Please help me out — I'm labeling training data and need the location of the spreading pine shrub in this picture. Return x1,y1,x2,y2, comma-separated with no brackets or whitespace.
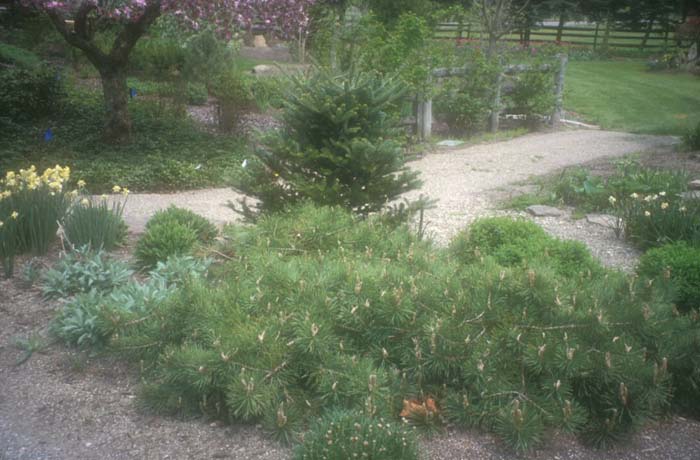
232,69,421,219
637,242,700,312
52,204,700,453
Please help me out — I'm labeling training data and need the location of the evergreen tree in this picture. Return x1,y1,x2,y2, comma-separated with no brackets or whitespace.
232,69,422,219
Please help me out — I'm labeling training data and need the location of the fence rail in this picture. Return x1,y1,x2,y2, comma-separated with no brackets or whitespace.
434,22,683,51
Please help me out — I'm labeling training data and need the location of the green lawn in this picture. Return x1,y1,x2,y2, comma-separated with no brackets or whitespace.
564,60,700,135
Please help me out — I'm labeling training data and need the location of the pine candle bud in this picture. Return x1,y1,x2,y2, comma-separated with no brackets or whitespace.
276,404,288,427
605,352,612,369
463,393,470,408
619,382,629,406
311,323,319,337
528,270,536,287
368,374,377,392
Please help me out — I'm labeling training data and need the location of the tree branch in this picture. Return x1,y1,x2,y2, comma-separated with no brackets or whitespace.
45,6,106,67
110,0,163,63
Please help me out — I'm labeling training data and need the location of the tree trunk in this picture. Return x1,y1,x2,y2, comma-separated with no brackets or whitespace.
556,12,566,42
99,67,131,143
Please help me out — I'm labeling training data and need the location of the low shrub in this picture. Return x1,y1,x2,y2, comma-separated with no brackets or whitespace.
0,43,42,69
146,206,218,243
64,188,129,251
684,121,700,151
212,70,255,133
449,217,601,278
293,411,420,460
637,242,700,312
0,65,65,122
42,246,133,299
135,222,199,269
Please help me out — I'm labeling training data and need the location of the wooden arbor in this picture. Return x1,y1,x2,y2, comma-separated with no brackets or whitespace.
415,54,568,140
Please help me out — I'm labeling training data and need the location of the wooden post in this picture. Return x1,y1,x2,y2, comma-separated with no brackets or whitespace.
593,23,599,51
489,72,503,133
551,54,568,126
602,19,611,52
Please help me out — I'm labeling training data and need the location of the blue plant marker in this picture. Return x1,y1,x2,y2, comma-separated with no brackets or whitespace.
44,128,54,142
129,87,137,99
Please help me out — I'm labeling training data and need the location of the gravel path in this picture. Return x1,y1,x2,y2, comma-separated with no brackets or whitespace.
121,129,674,269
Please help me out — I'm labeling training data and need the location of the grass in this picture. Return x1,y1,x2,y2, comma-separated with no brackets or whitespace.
565,59,700,135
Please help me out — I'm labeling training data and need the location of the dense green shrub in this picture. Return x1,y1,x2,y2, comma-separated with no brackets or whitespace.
212,69,256,133
0,43,42,69
683,121,700,151
293,411,420,460
135,222,199,269
507,68,555,123
64,194,128,251
637,242,700,312
449,217,601,278
434,52,500,134
51,204,697,452
42,246,133,299
0,65,65,122
233,70,421,219
146,206,218,243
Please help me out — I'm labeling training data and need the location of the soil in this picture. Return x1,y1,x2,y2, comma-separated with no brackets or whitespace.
3,130,700,460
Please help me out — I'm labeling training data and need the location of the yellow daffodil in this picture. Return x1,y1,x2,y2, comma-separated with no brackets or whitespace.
608,196,616,205
644,210,651,217
660,202,669,210
0,221,3,227
11,211,18,219
100,194,108,200
680,206,687,212
77,180,86,188
112,185,122,193
630,193,639,199
80,198,90,206
69,189,79,198
121,188,130,197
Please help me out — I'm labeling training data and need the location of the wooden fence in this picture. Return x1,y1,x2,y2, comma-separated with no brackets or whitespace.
412,54,568,140
434,22,682,51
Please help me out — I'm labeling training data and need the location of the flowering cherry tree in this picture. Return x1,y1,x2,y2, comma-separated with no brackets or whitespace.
22,0,314,143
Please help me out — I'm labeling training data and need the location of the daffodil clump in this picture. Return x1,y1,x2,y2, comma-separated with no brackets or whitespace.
610,191,700,249
64,183,130,251
0,165,73,275
0,164,132,277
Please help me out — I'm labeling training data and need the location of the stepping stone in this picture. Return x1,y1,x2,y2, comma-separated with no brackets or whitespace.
689,179,700,190
252,64,275,75
586,213,618,228
526,205,563,217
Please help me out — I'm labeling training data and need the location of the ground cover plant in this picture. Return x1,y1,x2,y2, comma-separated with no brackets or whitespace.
46,203,700,454
565,60,700,135
0,88,248,193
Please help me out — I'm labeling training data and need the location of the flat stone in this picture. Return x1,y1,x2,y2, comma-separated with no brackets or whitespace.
526,205,563,217
680,191,700,200
586,213,618,228
688,179,700,190
252,34,268,48
252,64,275,75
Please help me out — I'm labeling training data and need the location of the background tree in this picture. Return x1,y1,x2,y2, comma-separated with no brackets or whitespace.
22,0,315,143
473,0,531,56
